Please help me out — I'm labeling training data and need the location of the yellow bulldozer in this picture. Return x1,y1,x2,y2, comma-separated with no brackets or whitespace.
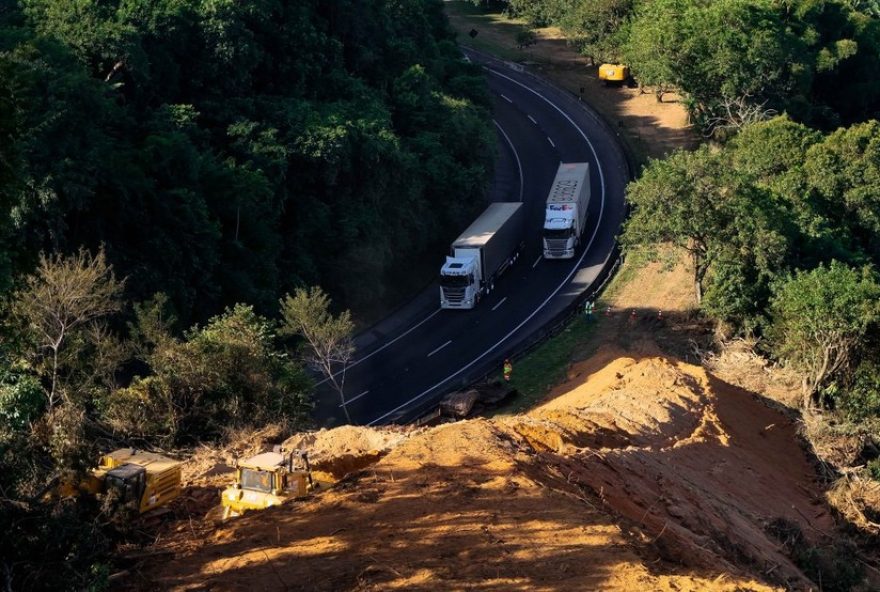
56,448,183,514
220,448,314,519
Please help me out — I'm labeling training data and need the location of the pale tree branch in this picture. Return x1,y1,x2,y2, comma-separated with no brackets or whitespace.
703,94,777,138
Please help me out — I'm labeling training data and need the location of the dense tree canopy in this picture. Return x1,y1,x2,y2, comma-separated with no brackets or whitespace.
623,115,880,414
0,0,495,323
506,0,880,132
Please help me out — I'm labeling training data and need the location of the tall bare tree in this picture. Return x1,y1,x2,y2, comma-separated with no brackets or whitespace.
12,247,123,409
280,286,355,423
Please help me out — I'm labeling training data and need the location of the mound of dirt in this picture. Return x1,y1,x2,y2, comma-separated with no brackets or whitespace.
283,425,412,481
183,424,286,487
135,349,841,591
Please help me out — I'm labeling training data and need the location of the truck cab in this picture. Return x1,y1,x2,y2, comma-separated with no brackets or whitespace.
440,255,481,309
439,203,524,310
543,162,590,260
543,206,578,258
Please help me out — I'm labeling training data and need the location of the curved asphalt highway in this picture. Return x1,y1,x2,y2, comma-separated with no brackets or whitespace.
313,49,629,426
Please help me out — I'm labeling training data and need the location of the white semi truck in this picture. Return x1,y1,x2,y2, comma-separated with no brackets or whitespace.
440,202,524,310
543,162,591,259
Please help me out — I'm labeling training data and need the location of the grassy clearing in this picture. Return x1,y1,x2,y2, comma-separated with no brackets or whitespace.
494,315,599,415
444,1,535,62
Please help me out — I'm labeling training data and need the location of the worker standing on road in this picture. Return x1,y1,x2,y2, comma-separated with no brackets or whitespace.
503,358,513,382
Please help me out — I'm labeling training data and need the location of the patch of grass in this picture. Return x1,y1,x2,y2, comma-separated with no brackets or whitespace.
493,315,599,415
868,459,880,482
596,260,640,305
444,1,534,62
597,247,684,306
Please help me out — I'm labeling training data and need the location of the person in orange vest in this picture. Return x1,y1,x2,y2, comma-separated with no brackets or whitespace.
503,358,513,382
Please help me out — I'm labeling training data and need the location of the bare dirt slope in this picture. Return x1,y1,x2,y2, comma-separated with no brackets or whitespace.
138,346,836,591
518,348,834,588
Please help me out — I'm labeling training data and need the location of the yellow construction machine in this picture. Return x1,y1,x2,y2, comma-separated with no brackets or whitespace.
221,448,314,519
598,63,629,85
57,448,183,514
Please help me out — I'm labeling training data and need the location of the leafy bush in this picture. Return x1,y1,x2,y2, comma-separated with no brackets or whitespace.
836,361,880,421
0,371,44,431
105,301,312,444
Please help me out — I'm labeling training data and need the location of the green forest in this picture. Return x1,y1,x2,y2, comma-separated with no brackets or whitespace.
0,0,495,588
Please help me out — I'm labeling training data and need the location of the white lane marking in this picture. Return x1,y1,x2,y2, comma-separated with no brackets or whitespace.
527,114,537,124
427,340,453,358
315,308,442,386
340,390,370,408
532,255,542,268
547,136,555,148
493,120,524,203
369,65,607,426
491,297,508,311
501,94,513,103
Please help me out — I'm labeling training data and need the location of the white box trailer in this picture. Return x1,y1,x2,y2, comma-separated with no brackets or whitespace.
543,162,591,259
440,202,524,310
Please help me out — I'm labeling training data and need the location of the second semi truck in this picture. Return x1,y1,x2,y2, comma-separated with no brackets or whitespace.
440,202,524,310
543,162,591,259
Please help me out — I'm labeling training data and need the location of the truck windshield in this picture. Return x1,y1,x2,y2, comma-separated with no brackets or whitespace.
440,274,472,288
544,228,572,239
240,469,273,493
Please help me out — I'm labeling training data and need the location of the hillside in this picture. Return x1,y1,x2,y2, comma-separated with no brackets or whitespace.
135,344,840,591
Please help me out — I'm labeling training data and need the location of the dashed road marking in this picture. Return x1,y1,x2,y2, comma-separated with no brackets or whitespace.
427,340,453,358
340,390,370,407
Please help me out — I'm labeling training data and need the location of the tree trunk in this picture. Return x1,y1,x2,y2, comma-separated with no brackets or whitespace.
803,348,832,410
801,378,814,411
49,345,60,410
692,252,704,304
338,363,351,424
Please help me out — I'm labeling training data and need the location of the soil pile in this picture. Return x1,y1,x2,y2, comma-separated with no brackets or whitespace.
283,425,412,481
138,350,840,591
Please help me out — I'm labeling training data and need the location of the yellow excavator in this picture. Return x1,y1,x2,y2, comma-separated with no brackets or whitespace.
221,448,314,519
56,448,183,514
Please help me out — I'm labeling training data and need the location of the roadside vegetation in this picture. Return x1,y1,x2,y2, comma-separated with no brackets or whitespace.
494,0,880,135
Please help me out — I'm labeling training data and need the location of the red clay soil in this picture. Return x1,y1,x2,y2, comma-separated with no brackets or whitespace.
517,348,835,588
131,346,840,591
